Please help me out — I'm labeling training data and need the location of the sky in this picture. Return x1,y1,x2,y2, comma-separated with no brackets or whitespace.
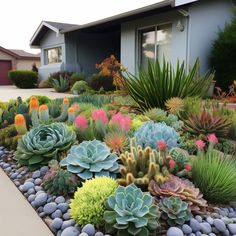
0,0,161,54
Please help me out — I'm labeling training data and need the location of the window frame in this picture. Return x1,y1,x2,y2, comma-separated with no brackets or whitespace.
136,22,172,70
44,46,62,65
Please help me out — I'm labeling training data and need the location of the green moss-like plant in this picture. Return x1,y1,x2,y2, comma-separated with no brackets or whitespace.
70,177,118,227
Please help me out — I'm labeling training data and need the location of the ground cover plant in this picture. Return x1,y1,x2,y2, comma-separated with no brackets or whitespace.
1,57,236,236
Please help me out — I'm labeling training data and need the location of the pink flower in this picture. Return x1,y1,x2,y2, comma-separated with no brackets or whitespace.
195,140,206,150
91,109,108,124
110,112,131,131
208,133,218,145
169,159,176,169
75,115,87,130
185,163,192,172
71,103,80,112
156,140,167,151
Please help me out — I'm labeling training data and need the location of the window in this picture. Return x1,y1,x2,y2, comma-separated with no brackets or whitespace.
139,24,172,69
45,47,62,64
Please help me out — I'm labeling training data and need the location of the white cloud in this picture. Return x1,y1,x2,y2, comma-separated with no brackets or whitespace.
0,0,161,53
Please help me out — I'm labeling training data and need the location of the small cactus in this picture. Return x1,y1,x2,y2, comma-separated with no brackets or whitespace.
29,96,39,127
67,107,75,123
39,105,49,122
14,114,27,135
55,97,69,122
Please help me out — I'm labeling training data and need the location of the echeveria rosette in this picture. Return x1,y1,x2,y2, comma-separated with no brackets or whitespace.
160,196,192,226
14,123,76,170
104,184,160,236
134,121,180,150
60,140,119,179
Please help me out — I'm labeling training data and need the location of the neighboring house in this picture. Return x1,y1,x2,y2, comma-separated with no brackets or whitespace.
30,0,234,80
0,46,40,85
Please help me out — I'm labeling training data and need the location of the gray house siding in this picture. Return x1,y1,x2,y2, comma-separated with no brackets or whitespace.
39,30,65,80
188,0,233,73
121,0,233,74
64,31,120,77
121,10,188,74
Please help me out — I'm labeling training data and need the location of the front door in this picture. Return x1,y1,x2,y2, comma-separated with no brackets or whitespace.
0,60,12,85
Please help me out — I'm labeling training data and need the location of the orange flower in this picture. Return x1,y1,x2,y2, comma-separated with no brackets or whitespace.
63,97,69,104
39,105,48,111
68,107,75,113
14,114,26,125
29,96,39,112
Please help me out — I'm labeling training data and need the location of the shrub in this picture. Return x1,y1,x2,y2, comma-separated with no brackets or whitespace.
210,10,236,91
192,145,236,204
60,140,119,179
70,177,118,227
49,71,72,81
134,121,180,150
104,184,160,236
71,81,89,94
160,196,192,226
26,95,51,105
14,123,76,170
0,125,19,150
124,59,213,111
89,74,115,91
70,72,86,85
8,70,38,88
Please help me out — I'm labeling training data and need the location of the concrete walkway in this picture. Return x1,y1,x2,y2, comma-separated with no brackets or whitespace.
0,168,53,236
0,85,76,102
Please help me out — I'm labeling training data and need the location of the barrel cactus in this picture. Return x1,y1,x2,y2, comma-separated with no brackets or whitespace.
60,140,119,179
104,184,160,236
14,122,76,170
160,196,192,226
134,121,180,150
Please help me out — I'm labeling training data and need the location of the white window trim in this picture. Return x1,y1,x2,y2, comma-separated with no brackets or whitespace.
44,46,62,65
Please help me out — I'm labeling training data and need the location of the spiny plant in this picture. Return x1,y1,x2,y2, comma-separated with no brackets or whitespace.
183,110,231,138
165,97,184,115
124,59,213,111
50,75,70,92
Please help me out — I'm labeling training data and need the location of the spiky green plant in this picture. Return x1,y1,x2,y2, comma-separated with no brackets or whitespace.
50,76,70,92
104,184,160,236
192,147,236,204
124,59,213,111
14,123,76,170
160,196,192,226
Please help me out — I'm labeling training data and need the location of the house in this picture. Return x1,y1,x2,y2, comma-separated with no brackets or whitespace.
0,46,40,85
30,0,234,81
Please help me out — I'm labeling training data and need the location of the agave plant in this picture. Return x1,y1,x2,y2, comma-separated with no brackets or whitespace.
104,184,160,236
124,59,213,110
160,196,192,226
134,121,180,150
14,123,76,170
60,140,119,179
50,76,70,92
183,110,231,137
149,176,207,214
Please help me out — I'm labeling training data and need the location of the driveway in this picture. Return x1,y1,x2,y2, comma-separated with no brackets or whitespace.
0,85,76,102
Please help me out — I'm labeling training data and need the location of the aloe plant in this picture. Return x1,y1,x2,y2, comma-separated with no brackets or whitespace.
60,140,119,179
124,59,213,110
104,184,160,236
51,76,70,92
14,123,76,170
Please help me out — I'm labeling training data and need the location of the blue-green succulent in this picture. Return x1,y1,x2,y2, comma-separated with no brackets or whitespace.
60,140,119,179
134,121,180,150
13,122,76,170
160,196,192,226
104,184,160,236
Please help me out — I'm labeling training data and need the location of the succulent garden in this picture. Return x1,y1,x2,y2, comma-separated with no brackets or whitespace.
1,49,236,236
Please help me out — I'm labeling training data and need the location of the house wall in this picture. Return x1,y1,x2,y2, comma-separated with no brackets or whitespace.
16,60,40,70
65,30,120,77
39,30,65,80
121,10,188,74
188,0,233,73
